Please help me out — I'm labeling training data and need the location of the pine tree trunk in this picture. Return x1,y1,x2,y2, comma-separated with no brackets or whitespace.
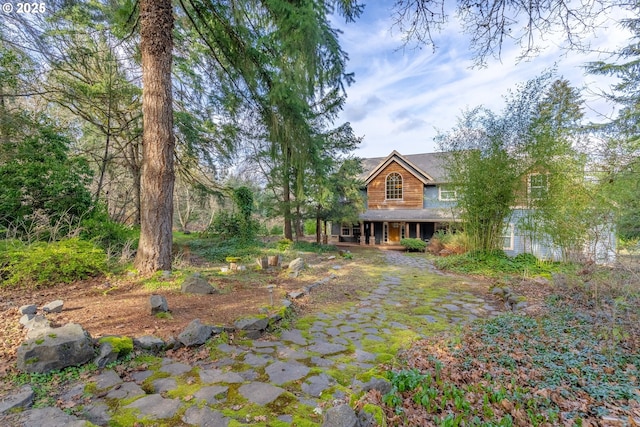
135,0,175,273
283,178,293,240
316,205,321,244
282,149,293,241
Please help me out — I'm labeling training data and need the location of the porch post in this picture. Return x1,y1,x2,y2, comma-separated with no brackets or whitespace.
416,223,421,239
360,221,365,245
369,222,376,246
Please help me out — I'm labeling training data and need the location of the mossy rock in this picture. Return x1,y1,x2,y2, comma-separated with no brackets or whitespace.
362,403,387,427
99,336,134,356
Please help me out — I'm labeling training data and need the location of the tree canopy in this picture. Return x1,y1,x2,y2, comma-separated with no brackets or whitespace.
392,0,631,65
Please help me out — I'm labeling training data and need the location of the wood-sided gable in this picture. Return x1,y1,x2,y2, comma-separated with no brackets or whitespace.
364,151,434,210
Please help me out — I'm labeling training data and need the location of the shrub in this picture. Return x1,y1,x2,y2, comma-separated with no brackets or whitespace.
428,231,469,255
269,224,283,236
442,232,469,254
303,220,316,236
276,238,293,252
204,210,259,242
0,124,93,235
0,238,107,287
80,206,138,256
434,249,566,278
198,238,263,262
292,241,337,253
427,236,444,255
400,238,427,252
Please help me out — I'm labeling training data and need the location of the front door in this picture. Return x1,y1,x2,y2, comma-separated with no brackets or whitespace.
388,222,401,243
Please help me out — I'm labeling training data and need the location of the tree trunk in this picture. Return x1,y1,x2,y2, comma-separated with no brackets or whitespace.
294,203,303,241
282,151,293,241
135,0,175,273
316,205,321,244
283,181,293,240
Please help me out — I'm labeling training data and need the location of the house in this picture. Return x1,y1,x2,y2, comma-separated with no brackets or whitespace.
332,150,457,245
331,150,616,263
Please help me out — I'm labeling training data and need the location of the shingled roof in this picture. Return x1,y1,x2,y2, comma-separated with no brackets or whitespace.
360,151,450,183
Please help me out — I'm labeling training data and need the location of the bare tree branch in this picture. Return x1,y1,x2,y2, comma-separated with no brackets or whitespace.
393,0,623,66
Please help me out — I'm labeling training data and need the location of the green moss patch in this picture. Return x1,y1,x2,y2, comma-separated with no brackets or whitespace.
362,403,387,426
98,336,134,356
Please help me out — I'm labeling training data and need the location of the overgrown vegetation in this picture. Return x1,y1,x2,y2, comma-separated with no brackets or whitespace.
0,238,108,287
400,238,427,252
367,295,639,426
436,74,613,261
12,363,99,408
427,230,469,256
359,251,640,426
432,250,569,279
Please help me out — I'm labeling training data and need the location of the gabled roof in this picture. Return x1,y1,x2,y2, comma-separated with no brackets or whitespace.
361,150,450,184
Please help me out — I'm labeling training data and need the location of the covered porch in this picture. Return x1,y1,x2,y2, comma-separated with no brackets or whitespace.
334,208,456,246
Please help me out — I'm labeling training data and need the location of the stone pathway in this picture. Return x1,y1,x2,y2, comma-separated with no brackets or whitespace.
1,251,501,426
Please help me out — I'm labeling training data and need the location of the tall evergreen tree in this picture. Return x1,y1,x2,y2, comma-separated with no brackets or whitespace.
135,0,175,272
587,12,640,241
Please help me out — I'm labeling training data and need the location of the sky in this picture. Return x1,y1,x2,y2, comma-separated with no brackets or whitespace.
332,3,633,158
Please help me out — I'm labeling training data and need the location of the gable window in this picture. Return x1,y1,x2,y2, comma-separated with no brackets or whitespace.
529,174,548,199
439,185,457,201
386,173,403,200
501,223,514,251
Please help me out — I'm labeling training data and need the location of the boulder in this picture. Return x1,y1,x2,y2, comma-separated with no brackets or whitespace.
363,377,393,395
94,342,119,368
18,305,37,316
491,287,505,297
288,257,304,277
178,319,213,347
42,300,63,313
322,404,358,427
514,301,528,311
23,315,50,334
288,291,306,299
17,323,94,373
19,314,35,327
0,384,34,414
181,275,217,294
134,335,165,352
357,410,377,427
235,317,269,332
234,317,270,339
149,295,169,314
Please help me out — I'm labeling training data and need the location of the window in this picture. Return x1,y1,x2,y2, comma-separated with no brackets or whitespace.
501,223,514,251
386,173,403,200
341,224,351,236
529,174,548,199
439,185,457,201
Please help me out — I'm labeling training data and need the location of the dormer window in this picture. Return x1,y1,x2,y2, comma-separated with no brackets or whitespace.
386,173,403,200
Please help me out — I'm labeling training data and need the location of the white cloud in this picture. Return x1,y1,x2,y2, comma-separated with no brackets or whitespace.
334,4,633,158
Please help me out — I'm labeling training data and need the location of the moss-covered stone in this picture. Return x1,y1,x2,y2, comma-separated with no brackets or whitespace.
362,403,387,426
98,336,133,356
